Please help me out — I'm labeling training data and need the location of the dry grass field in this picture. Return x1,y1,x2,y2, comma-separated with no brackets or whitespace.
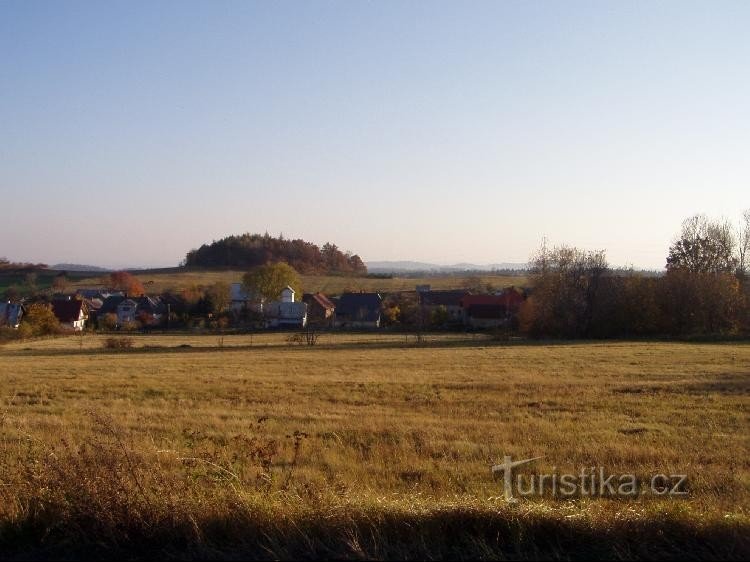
67,269,528,295
0,335,748,559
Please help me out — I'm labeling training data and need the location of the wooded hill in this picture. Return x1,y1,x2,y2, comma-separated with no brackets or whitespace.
183,233,367,275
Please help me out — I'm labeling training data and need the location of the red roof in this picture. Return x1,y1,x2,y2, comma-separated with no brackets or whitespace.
304,292,335,310
460,295,505,307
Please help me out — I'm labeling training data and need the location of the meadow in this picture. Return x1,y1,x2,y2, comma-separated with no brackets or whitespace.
68,269,528,295
0,335,748,559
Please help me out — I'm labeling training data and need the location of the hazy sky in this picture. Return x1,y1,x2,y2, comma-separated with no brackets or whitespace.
1,1,748,269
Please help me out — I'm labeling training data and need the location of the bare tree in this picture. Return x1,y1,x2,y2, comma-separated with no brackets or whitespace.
737,209,750,277
666,214,736,274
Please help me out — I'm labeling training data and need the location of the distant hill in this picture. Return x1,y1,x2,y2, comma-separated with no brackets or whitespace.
367,261,528,273
184,233,367,275
51,263,110,272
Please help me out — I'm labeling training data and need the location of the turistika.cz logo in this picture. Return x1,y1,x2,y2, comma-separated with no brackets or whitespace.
491,456,688,501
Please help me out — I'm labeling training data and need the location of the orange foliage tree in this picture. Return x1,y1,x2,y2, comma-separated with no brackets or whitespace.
108,271,145,296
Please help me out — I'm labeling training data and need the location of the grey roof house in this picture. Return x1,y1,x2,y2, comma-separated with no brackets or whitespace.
0,302,24,329
334,292,382,328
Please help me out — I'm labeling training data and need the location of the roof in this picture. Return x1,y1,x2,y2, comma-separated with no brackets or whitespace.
419,290,469,307
336,292,382,321
460,294,506,308
303,292,335,310
84,298,103,310
101,296,164,315
99,295,127,314
466,304,506,319
51,299,86,323
496,288,525,309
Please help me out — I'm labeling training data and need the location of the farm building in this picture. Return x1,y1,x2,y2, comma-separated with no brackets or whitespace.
335,292,382,328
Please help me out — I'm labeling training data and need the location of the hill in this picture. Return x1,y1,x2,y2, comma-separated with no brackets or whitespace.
184,233,366,275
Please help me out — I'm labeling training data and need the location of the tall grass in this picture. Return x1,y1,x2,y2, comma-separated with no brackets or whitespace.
0,339,748,558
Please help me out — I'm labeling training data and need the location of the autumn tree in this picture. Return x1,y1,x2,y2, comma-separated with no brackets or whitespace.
662,215,742,335
108,271,145,296
242,262,301,302
523,243,608,338
20,303,61,338
204,281,231,315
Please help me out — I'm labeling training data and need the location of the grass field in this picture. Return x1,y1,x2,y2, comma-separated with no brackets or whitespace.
0,267,528,297
0,336,748,559
68,269,528,295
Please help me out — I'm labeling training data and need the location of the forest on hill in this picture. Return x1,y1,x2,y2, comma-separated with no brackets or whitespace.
183,233,367,275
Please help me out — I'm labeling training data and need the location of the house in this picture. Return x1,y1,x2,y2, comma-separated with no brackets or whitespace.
334,292,382,328
418,289,469,324
302,292,335,326
230,282,263,316
495,287,525,312
460,289,525,329
51,298,88,331
263,286,307,328
98,295,165,328
117,299,139,325
0,302,24,329
76,289,124,301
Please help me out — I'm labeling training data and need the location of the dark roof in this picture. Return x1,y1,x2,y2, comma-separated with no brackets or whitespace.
99,295,127,315
303,292,335,310
51,299,86,323
466,304,506,319
336,292,382,321
419,290,468,307
100,295,164,315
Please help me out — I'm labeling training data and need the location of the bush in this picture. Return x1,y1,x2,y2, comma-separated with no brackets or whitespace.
103,337,134,350
22,303,61,337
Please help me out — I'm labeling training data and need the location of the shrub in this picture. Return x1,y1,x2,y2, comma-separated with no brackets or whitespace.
103,337,134,350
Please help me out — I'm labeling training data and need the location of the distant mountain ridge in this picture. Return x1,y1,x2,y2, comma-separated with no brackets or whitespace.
51,263,111,272
366,261,528,273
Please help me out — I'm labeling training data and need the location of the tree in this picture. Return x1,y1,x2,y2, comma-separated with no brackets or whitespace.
24,272,37,295
242,262,301,302
108,271,145,296
737,209,750,278
666,215,737,274
22,303,61,337
662,215,742,335
204,281,231,315
52,273,69,293
523,243,608,338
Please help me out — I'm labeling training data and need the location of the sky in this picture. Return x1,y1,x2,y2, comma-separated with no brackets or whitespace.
1,0,748,269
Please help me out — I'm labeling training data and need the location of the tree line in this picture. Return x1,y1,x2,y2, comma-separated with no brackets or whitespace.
520,212,750,338
183,232,367,275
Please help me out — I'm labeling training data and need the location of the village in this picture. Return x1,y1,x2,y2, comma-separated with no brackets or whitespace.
0,273,528,335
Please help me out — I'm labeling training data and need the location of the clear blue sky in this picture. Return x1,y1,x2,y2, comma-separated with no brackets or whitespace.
1,0,748,269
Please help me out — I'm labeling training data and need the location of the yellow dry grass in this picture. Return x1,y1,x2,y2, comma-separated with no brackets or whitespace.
0,336,747,558
69,269,527,294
